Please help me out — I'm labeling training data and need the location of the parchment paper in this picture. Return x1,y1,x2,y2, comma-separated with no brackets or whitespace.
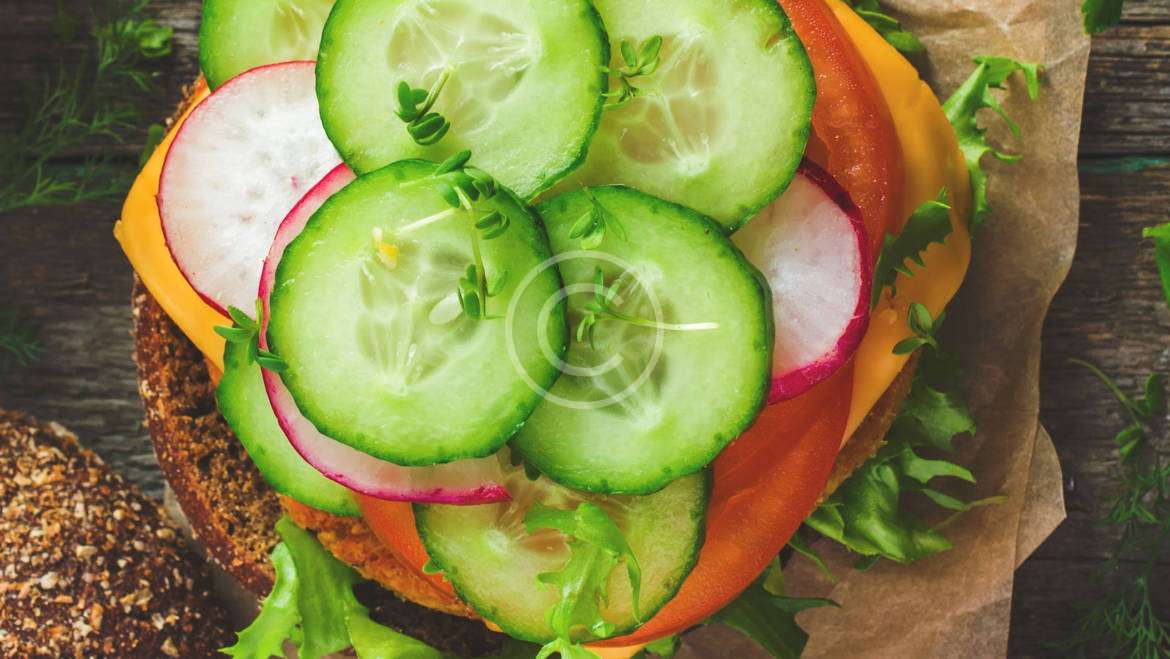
681,0,1090,656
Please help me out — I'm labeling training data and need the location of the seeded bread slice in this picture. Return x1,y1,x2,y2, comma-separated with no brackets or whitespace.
0,409,232,657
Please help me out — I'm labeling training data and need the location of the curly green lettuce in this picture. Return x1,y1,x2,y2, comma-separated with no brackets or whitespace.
524,502,643,659
222,517,448,659
804,351,1003,566
871,191,953,308
711,560,837,659
943,56,1041,229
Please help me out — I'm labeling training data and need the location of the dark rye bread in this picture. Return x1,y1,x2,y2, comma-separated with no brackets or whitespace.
132,282,504,656
0,409,231,657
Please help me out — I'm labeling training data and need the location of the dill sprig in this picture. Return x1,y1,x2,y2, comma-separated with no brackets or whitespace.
1058,362,1170,657
0,308,42,373
0,0,173,213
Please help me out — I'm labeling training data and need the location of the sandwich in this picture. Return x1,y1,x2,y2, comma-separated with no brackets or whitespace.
116,0,1034,655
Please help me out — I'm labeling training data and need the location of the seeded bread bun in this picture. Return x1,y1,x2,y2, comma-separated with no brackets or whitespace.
0,409,231,657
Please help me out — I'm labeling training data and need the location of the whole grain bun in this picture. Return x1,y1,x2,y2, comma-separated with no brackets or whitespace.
0,409,232,657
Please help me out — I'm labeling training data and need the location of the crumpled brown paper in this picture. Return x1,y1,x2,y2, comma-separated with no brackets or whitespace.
680,0,1090,656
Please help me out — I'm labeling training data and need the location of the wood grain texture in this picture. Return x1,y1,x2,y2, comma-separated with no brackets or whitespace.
1,0,1168,656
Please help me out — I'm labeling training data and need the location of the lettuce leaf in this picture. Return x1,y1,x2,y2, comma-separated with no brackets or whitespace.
804,351,997,565
1081,0,1125,34
221,543,301,659
524,502,643,659
845,0,925,53
712,560,837,659
871,190,953,308
943,57,1041,229
222,516,448,659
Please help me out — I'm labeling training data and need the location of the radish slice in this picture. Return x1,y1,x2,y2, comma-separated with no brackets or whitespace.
258,164,510,504
734,162,871,403
159,61,342,316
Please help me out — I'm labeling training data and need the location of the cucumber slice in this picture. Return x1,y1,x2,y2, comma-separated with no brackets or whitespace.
415,458,707,642
316,0,608,199
268,160,566,466
559,0,814,230
199,0,337,89
511,187,772,494
216,340,359,516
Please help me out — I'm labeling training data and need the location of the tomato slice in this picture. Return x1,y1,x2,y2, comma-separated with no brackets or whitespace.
781,0,906,251
597,363,853,646
356,497,464,602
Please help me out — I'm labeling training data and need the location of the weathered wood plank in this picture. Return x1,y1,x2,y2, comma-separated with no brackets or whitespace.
0,201,161,493
1079,26,1170,155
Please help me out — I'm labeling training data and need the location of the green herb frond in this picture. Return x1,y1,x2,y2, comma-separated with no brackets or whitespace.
0,0,173,213
0,308,43,372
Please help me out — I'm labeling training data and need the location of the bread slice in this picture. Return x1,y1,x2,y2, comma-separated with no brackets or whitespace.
0,409,232,657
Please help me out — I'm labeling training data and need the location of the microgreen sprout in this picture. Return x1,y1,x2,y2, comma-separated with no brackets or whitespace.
602,35,663,110
214,299,289,373
568,190,627,249
892,302,944,355
576,267,718,348
395,69,453,146
426,151,510,320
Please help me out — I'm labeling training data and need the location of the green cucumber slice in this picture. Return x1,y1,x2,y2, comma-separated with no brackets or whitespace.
511,186,772,494
199,0,337,89
216,340,359,516
415,457,707,642
268,160,566,466
559,0,815,230
316,0,608,199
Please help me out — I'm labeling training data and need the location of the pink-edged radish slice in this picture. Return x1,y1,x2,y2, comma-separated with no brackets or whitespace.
159,60,342,317
257,164,510,505
733,162,871,403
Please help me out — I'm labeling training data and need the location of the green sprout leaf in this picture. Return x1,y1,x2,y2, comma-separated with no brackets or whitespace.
943,56,1041,230
872,190,953,308
603,35,664,110
396,71,453,147
893,303,945,356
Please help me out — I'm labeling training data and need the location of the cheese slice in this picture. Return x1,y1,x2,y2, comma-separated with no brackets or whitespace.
114,82,227,371
827,0,974,440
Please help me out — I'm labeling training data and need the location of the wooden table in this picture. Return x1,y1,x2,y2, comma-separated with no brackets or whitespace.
1,0,1167,655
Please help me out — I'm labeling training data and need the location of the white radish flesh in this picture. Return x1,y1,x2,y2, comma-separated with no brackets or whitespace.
159,61,341,316
734,163,871,402
259,164,510,504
